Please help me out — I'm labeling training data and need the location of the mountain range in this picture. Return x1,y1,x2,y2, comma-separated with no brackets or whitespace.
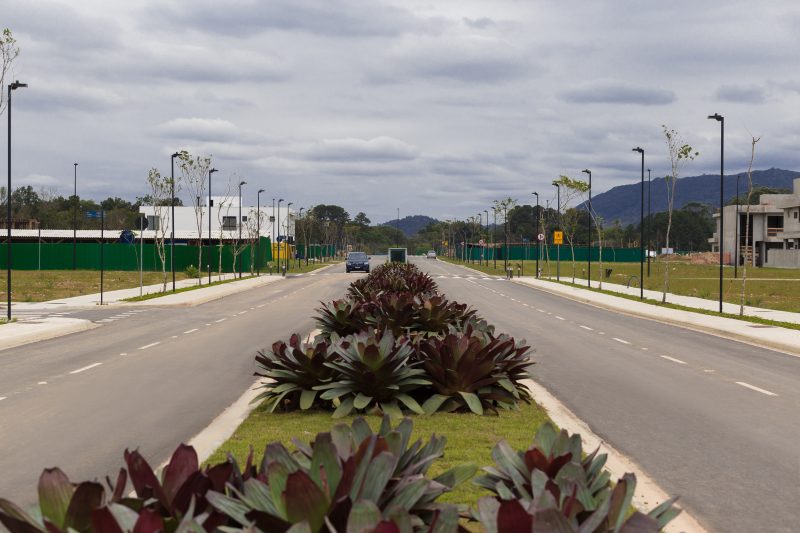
583,168,800,225
379,215,438,236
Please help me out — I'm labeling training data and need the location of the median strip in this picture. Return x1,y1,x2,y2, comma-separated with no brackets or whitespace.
69,362,102,374
735,381,778,397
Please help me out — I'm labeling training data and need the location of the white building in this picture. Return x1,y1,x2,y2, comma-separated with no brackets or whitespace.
709,177,800,268
138,197,295,243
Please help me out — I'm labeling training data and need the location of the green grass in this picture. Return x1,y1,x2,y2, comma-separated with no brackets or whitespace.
0,318,17,325
440,256,800,313
0,270,190,302
205,402,550,507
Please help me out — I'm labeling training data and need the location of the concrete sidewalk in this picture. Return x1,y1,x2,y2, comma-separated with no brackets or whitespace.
513,276,800,357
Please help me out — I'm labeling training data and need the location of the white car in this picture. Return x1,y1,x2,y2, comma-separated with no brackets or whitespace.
426,250,437,259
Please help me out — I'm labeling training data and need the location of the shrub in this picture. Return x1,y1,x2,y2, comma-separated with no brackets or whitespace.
184,264,200,278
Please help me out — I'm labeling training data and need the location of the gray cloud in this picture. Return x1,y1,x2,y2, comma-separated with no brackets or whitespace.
155,118,265,145
715,84,766,104
560,80,676,106
303,137,419,162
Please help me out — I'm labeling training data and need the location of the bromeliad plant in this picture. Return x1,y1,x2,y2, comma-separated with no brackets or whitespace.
254,333,339,412
473,423,681,532
316,330,430,418
414,329,534,415
209,415,474,533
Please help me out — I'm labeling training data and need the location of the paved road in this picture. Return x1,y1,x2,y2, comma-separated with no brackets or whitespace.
0,265,365,505
413,257,800,533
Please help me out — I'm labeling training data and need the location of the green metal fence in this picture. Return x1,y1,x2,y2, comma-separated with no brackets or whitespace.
455,245,643,262
0,236,272,272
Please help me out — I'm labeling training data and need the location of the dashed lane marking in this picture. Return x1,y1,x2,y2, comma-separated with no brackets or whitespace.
69,362,102,374
555,316,565,321
579,325,593,331
183,328,199,334
735,382,778,397
215,318,226,323
660,355,687,365
612,338,630,345
0,397,6,401
138,342,160,350
37,381,47,385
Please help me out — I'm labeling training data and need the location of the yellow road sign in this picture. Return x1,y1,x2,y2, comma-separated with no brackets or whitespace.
553,231,563,245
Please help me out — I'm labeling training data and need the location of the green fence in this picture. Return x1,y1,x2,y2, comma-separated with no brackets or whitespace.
455,245,643,262
299,244,337,259
0,237,272,272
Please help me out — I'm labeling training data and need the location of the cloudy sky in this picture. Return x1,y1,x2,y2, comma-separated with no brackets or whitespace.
3,0,800,223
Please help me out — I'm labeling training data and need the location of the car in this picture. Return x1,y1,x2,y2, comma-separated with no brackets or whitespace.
346,251,370,273
426,250,437,259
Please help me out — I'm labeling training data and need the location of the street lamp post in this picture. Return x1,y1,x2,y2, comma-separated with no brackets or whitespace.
533,192,539,278
298,207,304,269
708,113,725,313
582,169,592,287
257,188,264,276
647,168,652,277
632,147,645,300
6,80,26,322
170,152,179,291
735,174,740,279
207,168,217,285
73,162,78,270
483,209,489,265
287,202,293,272
553,182,560,281
277,198,284,275
238,181,246,278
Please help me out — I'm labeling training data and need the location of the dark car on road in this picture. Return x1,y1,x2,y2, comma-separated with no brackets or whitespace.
346,251,370,273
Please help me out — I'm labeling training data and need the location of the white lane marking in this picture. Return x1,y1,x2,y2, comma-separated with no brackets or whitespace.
499,293,506,297
612,338,631,345
482,277,491,280
238,311,247,315
171,335,178,339
522,303,530,307
735,381,778,397
38,381,47,385
205,323,211,326
250,307,255,310
183,328,199,334
138,342,161,350
598,332,606,335
538,309,545,313
579,325,593,331
120,353,127,356
704,369,715,373
660,355,687,365
257,304,265,308
69,362,102,374
97,319,114,323
215,318,226,323
0,396,6,401
555,316,565,321
641,347,649,351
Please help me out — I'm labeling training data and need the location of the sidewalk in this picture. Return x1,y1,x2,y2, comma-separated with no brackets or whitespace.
513,276,800,357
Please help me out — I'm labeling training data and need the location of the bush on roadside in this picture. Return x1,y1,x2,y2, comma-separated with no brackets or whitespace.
184,264,200,278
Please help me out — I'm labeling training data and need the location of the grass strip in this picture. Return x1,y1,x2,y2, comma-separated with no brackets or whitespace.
205,402,550,507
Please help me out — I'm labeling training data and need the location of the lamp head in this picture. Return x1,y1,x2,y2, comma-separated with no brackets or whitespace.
708,113,723,121
171,152,180,158
582,169,591,175
632,147,644,154
239,180,246,186
288,202,293,207
258,188,265,194
279,198,284,202
209,168,218,174
533,191,538,197
10,80,27,90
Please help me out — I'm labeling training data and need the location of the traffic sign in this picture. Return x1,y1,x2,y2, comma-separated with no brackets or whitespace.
85,210,102,219
553,231,563,245
537,233,544,242
136,214,149,231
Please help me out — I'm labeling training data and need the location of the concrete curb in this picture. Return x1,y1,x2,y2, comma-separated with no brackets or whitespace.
0,318,98,353
122,275,286,308
522,378,708,533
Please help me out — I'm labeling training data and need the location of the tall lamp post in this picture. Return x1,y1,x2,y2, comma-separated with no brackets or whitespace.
170,152,179,291
257,188,264,276
6,80,27,321
708,113,725,313
298,207,304,268
277,198,284,274
632,147,645,300
207,168,217,284
238,181,246,278
735,174,740,278
647,168,652,276
582,169,592,287
532,192,539,278
73,162,78,270
286,202,293,272
553,182,560,281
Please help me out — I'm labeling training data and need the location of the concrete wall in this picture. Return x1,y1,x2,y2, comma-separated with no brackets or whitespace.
138,206,294,238
764,249,800,268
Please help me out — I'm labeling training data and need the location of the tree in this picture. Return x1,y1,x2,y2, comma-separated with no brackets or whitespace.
493,198,517,270
0,29,20,117
662,126,698,302
215,180,234,280
740,136,760,316
553,175,590,283
177,151,212,285
244,207,266,274
353,212,370,226
145,169,173,292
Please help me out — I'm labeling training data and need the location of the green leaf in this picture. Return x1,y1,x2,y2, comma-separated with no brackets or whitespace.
356,452,397,502
380,401,403,419
207,491,253,527
346,500,381,533
286,522,313,533
353,393,373,410
458,391,483,415
421,394,449,415
434,463,478,489
284,471,329,533
309,433,343,498
429,505,460,533
333,396,355,418
299,389,318,410
38,468,75,529
64,482,104,532
395,393,424,415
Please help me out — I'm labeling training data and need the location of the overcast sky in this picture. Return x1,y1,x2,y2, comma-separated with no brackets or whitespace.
3,0,800,223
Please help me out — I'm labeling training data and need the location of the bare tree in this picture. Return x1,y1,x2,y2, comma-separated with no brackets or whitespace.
145,169,173,292
553,175,589,283
216,181,234,281
244,207,266,274
493,197,517,270
662,126,699,302
177,151,212,285
740,136,761,316
0,29,20,117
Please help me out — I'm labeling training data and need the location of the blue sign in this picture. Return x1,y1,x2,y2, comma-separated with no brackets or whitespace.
86,210,102,218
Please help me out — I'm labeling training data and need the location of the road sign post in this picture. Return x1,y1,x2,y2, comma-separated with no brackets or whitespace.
136,215,148,296
86,211,105,304
554,231,563,280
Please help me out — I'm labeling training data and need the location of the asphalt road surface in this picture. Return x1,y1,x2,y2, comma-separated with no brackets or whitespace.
0,265,364,505
413,256,800,533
